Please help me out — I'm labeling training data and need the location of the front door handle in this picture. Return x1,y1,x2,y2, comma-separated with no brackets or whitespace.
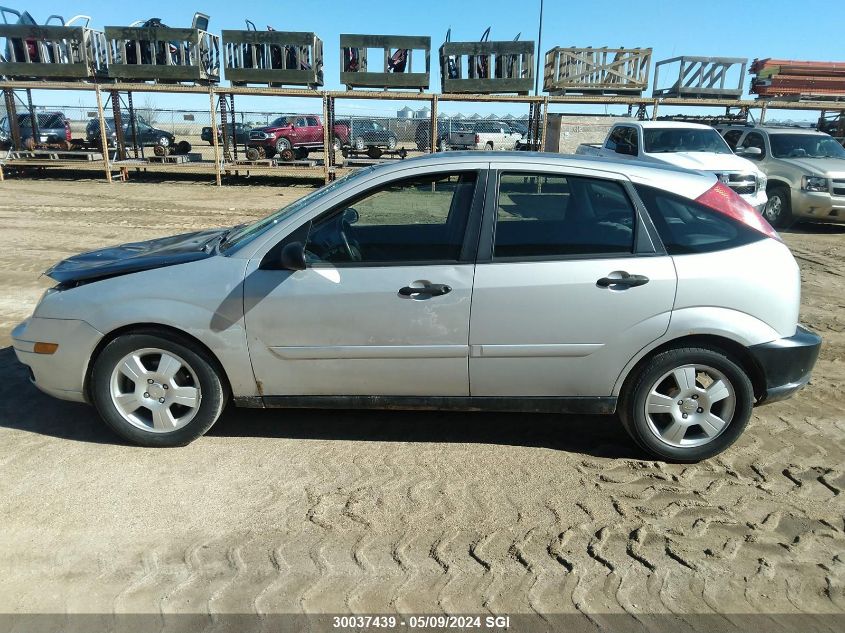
596,271,650,288
399,283,452,297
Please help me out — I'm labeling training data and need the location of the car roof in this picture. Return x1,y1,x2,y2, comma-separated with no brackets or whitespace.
633,121,715,130
356,151,715,190
719,125,829,136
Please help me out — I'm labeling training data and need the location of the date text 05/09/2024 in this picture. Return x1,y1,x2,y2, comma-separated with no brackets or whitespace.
332,615,512,629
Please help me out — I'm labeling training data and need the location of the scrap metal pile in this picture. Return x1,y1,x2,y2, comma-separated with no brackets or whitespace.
750,58,845,100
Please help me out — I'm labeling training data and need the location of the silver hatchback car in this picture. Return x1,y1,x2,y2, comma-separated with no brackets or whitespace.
12,153,821,461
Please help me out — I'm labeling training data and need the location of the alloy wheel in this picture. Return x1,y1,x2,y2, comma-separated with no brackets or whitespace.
643,364,736,448
109,348,202,433
764,194,783,224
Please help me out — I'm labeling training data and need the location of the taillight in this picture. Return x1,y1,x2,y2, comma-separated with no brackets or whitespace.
64,120,71,142
695,182,780,241
475,133,480,144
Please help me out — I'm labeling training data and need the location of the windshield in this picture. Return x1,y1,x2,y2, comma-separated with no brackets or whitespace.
769,134,845,159
643,128,732,154
220,168,376,253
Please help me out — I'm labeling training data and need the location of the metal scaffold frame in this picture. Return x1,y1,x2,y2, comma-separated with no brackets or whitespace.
1,80,844,184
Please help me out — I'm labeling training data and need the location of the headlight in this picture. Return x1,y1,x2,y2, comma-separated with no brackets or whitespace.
802,176,828,192
757,173,767,191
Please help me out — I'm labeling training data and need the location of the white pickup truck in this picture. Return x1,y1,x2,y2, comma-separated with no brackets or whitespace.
576,121,768,211
472,120,523,151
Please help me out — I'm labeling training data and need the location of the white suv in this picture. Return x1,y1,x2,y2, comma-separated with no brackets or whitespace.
12,153,821,461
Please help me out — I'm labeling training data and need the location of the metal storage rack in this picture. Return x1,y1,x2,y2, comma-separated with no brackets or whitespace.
223,28,323,88
440,38,534,94
104,15,220,84
652,56,747,99
339,34,430,90
0,17,106,80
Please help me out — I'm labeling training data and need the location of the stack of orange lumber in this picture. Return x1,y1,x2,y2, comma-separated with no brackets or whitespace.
750,58,845,98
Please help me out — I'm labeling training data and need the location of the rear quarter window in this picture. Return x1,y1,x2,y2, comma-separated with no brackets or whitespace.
635,184,764,255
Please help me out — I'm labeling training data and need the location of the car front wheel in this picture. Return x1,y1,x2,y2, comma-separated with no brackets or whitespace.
387,136,397,150
619,347,753,462
157,135,170,148
91,331,228,447
764,186,794,229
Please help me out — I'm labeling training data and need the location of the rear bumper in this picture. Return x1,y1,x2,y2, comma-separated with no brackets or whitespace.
749,325,822,405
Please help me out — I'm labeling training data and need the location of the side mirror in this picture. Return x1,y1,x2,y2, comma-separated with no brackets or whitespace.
280,241,306,271
737,146,762,158
615,142,636,156
342,208,359,225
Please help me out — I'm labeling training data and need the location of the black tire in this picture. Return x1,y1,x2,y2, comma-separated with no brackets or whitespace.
90,332,228,447
366,146,382,159
618,346,754,462
485,141,494,151
764,185,794,229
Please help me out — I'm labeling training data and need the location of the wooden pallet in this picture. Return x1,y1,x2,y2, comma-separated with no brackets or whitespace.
8,149,104,161
146,153,201,164
225,159,275,167
275,158,319,167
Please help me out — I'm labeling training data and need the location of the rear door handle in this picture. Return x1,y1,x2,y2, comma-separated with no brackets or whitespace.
596,271,650,288
399,283,452,297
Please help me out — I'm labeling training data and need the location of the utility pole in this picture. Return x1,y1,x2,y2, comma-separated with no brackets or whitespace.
534,0,544,95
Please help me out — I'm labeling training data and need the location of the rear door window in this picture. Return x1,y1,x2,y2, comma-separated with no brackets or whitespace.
494,173,635,258
604,126,626,151
635,184,764,254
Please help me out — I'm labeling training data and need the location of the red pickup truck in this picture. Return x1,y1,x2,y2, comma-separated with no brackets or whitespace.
246,114,348,160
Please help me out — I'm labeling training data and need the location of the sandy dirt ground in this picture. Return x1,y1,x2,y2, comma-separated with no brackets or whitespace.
0,176,843,626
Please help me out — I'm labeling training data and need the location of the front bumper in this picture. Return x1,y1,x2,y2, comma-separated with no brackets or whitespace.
749,325,822,405
792,189,845,223
12,317,104,403
740,189,768,214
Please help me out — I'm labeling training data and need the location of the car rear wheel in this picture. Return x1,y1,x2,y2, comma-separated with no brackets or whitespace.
91,332,228,447
387,136,397,150
354,136,365,151
619,347,753,462
157,135,170,148
764,186,794,228
485,141,494,151
332,136,342,152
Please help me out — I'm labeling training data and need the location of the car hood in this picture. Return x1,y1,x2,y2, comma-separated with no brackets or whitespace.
45,228,226,283
646,151,762,174
250,125,287,134
778,156,845,177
